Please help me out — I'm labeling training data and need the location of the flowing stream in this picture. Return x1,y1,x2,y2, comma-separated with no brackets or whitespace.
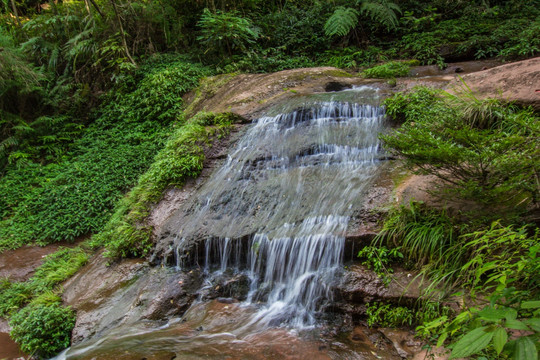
55,86,389,360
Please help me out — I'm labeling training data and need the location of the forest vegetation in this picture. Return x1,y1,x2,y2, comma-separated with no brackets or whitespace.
0,0,538,358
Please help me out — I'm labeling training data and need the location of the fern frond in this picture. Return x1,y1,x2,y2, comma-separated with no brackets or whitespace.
324,7,359,37
359,0,401,31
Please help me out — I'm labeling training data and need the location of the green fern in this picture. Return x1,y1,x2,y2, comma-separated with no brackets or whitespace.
324,7,359,37
359,0,401,31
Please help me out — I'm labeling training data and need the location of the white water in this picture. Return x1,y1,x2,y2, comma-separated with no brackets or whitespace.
170,91,387,329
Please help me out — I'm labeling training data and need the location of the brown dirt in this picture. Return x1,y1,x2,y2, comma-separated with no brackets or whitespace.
0,239,83,282
0,319,27,360
448,57,540,109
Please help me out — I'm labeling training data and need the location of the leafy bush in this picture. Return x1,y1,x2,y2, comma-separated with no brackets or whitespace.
425,221,539,294
382,87,540,209
418,289,540,360
357,245,403,284
367,303,415,327
197,9,259,57
10,303,75,358
366,301,450,328
374,202,457,265
362,61,412,78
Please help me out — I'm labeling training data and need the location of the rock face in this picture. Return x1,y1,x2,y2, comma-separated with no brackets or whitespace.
336,265,422,318
63,252,205,344
448,57,540,109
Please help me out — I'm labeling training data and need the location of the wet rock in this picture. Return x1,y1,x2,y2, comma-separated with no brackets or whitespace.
142,272,201,321
204,273,250,301
63,253,203,344
335,265,421,315
324,81,353,92
379,328,423,358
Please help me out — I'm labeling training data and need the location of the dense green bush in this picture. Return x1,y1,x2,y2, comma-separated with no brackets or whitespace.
382,87,540,210
366,301,451,328
197,9,259,57
357,245,403,284
10,303,75,358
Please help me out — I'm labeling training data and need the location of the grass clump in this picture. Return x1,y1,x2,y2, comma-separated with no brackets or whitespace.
93,112,244,258
375,202,456,266
0,247,89,317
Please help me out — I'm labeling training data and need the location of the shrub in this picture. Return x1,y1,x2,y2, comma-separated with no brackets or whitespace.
357,245,403,284
366,301,450,328
374,202,457,265
197,9,259,57
10,303,75,358
382,87,540,209
362,61,412,78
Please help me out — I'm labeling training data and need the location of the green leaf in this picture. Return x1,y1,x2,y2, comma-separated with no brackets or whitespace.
514,336,538,360
449,326,494,359
478,307,511,322
505,319,530,331
524,318,540,332
522,301,540,309
493,327,508,355
436,332,448,348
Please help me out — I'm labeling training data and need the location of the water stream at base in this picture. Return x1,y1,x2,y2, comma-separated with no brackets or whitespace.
55,87,389,359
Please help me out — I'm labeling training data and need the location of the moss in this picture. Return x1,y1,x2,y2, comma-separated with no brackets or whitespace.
320,68,353,77
184,73,239,118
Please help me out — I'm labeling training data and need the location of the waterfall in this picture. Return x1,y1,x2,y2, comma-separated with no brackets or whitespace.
52,87,390,360
167,94,387,329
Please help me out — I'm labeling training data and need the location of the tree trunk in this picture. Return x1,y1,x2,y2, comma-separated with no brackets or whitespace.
10,0,21,26
109,0,136,66
88,0,106,18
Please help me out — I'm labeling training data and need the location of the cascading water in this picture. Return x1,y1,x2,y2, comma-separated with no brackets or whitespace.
162,89,387,329
55,86,391,360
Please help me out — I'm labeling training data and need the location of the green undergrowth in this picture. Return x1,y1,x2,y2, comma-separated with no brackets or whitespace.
381,86,539,211
375,86,540,359
91,111,244,259
9,301,75,358
0,247,88,357
366,301,452,328
362,60,418,79
0,247,88,317
0,56,211,252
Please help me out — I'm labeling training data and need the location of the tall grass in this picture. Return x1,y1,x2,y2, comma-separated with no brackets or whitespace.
374,202,457,265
